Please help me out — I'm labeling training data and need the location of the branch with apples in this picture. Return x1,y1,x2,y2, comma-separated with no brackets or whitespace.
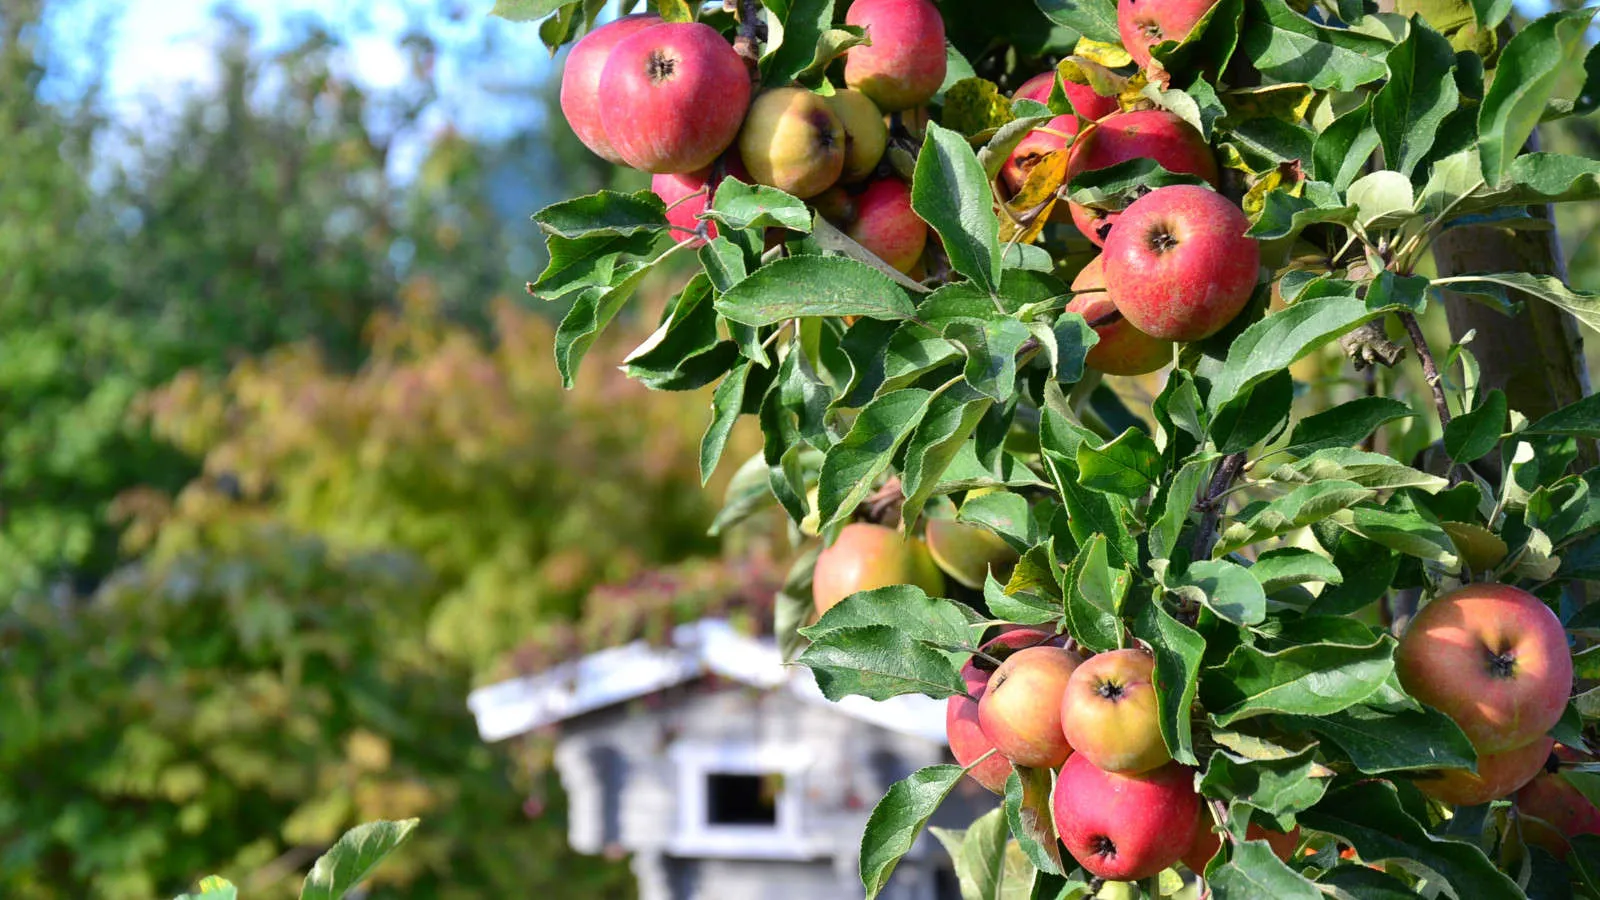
501,0,1600,894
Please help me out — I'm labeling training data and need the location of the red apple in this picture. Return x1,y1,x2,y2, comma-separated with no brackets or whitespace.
947,629,1067,793
1396,583,1573,754
812,522,944,617
1059,648,1170,774
559,13,663,164
1417,736,1554,807
1518,770,1600,842
1065,109,1219,246
651,155,749,245
818,178,928,274
1101,185,1259,342
1066,256,1173,376
1000,115,1080,197
844,0,947,112
1054,757,1201,881
738,87,846,199
1013,71,1120,121
977,645,1083,768
598,22,751,174
1118,0,1219,73
1181,820,1301,874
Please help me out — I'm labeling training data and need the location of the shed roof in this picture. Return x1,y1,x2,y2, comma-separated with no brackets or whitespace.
467,618,947,744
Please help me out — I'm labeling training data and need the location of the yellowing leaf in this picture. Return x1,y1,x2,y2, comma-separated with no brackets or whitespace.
1442,521,1508,570
1074,36,1133,69
1222,84,1316,126
1003,149,1071,244
1243,160,1308,217
942,78,1016,137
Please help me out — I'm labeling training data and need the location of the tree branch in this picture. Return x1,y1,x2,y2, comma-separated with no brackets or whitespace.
1191,452,1247,562
731,0,764,79
1398,310,1451,432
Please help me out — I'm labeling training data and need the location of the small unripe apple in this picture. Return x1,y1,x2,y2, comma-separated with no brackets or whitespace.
598,22,752,173
1054,757,1201,881
1065,109,1219,246
1102,185,1259,342
818,177,928,274
1118,0,1220,73
1059,648,1170,774
1013,71,1120,122
1066,256,1173,376
1417,736,1554,807
738,87,847,199
947,628,1068,793
1181,821,1301,874
1396,583,1573,754
559,14,663,164
977,645,1083,768
651,155,749,245
925,518,1020,589
844,0,947,112
1000,115,1080,200
812,522,944,616
829,89,889,183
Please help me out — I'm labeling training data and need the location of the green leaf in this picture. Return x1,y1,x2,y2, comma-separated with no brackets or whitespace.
1217,480,1376,556
1005,767,1065,876
760,0,839,86
1064,535,1126,653
1199,746,1330,817
901,385,995,528
937,808,1011,900
700,363,761,483
1249,547,1343,593
944,318,1033,400
534,189,668,238
1313,101,1380,192
1265,447,1448,493
1065,158,1211,211
1282,397,1416,458
1210,370,1293,455
1292,704,1477,773
1202,634,1394,725
1478,8,1600,187
1246,189,1358,242
791,26,872,86
1315,866,1419,899
1433,271,1600,335
1133,602,1206,765
960,490,1042,550
801,584,976,648
1306,530,1401,616
554,263,653,388
991,548,1066,626
1331,505,1459,567
1298,781,1522,899
1206,841,1321,899
717,256,918,326
913,122,1002,295
1443,387,1506,463
705,179,813,232
530,231,658,300
1166,559,1267,626
798,626,967,701
1034,0,1120,44
860,765,968,898
300,819,420,900
624,274,735,390
1207,296,1378,411
1046,455,1139,571
491,0,573,22
817,388,935,528
1372,18,1459,178
1076,428,1163,498
1347,170,1417,229
1527,392,1600,439
1239,0,1392,91
1150,457,1214,562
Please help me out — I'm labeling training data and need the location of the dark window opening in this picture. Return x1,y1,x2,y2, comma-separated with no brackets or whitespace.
705,773,779,826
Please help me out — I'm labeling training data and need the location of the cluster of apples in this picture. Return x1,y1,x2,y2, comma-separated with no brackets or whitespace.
945,630,1299,880
811,518,1020,615
559,0,948,274
1396,583,1575,807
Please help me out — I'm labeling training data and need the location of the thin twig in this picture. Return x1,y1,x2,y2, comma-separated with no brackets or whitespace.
732,0,764,80
1399,310,1452,430
1191,452,1247,562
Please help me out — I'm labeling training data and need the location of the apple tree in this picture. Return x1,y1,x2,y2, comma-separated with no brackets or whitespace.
500,0,1600,894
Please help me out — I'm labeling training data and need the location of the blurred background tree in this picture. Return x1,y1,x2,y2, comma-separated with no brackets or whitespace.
0,1,762,897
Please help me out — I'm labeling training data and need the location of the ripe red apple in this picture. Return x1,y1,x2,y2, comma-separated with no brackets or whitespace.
1118,0,1219,73
1518,770,1600,842
1181,821,1301,874
977,645,1083,768
738,87,846,199
1066,256,1173,376
1054,757,1201,881
1396,583,1573,754
830,88,889,183
1000,115,1080,199
925,518,1020,589
598,22,751,174
651,155,749,244
812,522,944,616
818,177,928,274
1065,109,1219,246
1013,71,1120,121
1059,648,1171,774
559,13,663,164
1101,185,1259,342
947,629,1067,793
1417,736,1554,807
844,0,947,112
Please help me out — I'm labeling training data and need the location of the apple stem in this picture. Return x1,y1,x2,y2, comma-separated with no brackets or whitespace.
732,0,765,80
1086,307,1123,330
1191,452,1247,563
1398,310,1453,432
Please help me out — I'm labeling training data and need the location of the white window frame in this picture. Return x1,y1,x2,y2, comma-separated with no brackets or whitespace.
666,740,816,859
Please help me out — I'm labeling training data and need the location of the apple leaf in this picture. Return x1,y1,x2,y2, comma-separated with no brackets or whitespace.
1372,17,1458,179
300,819,420,900
1330,505,1459,568
1312,102,1381,192
1062,535,1124,653
936,807,1011,900
534,189,669,238
717,255,919,326
1264,448,1448,493
1443,388,1507,463
529,231,659,300
1165,559,1267,626
959,490,1042,550
1198,746,1330,818
489,0,571,22
943,317,1034,400
1281,397,1416,458
798,625,967,701
989,546,1065,626
705,179,813,232
1133,602,1205,765
1248,547,1343,594
900,385,995,528
1210,370,1293,455
1005,767,1065,875
1477,8,1600,187
700,363,763,483
1238,0,1392,91
1433,271,1600,336
912,121,1003,296
1206,840,1321,899
1033,0,1120,44
817,388,933,527
1206,296,1378,412
1076,427,1163,498
801,584,979,650
1315,866,1418,898
1527,392,1600,439
1299,781,1522,899
859,765,968,898
1065,158,1210,211
1202,634,1394,725
1216,480,1376,556
554,263,654,388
